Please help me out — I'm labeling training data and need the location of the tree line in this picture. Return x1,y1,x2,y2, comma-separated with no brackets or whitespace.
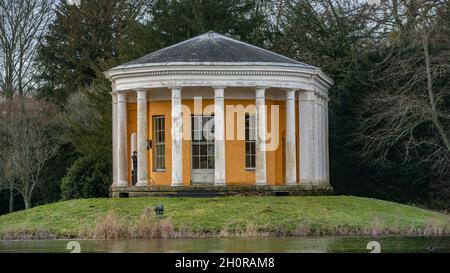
0,0,448,213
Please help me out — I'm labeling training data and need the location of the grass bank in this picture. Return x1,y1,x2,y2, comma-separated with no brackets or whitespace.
0,196,449,239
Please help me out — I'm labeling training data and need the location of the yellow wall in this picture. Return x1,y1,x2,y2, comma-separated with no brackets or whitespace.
126,99,293,186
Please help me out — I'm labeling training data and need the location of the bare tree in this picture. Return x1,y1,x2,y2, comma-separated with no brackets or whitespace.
0,140,17,212
0,96,60,209
357,0,450,207
0,0,54,99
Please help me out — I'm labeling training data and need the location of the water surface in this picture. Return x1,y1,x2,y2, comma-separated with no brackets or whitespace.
1,236,449,253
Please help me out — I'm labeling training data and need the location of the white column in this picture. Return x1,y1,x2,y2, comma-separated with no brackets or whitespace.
298,91,315,184
313,93,320,183
325,98,330,183
111,92,118,187
214,87,226,186
171,87,183,186
319,96,325,182
136,89,148,186
285,89,297,185
255,87,267,186
117,92,128,187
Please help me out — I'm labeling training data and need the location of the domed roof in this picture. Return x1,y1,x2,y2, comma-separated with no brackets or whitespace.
112,31,313,69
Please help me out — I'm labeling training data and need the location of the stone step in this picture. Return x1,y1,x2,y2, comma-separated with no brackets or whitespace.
168,190,225,197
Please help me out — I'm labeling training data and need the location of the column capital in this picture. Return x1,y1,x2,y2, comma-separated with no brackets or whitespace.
212,86,226,90
314,90,326,99
319,97,325,107
117,92,127,102
286,89,296,100
171,87,182,98
136,89,147,100
168,86,182,91
213,87,225,98
298,90,315,101
110,92,118,103
255,87,267,98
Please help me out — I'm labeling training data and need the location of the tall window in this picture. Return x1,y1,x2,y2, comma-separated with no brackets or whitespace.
245,114,256,169
153,116,165,171
191,115,215,170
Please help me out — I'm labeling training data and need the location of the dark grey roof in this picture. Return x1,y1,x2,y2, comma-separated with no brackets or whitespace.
115,31,313,68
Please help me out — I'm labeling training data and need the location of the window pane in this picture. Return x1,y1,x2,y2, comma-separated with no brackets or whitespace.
193,130,202,141
200,156,208,169
156,132,160,143
250,115,255,129
192,144,200,156
160,118,165,130
157,156,164,170
202,116,209,126
204,130,214,141
247,155,255,169
194,117,202,131
245,155,251,168
208,156,215,169
207,144,214,156
200,145,207,156
192,156,200,169
249,128,256,141
245,142,250,155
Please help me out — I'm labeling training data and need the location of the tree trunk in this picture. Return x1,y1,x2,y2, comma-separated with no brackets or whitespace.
23,195,30,210
9,185,14,213
422,35,450,152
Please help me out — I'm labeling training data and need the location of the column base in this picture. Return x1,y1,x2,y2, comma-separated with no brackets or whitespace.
171,182,183,187
214,181,226,186
299,180,330,186
285,181,297,186
116,181,128,187
136,180,148,187
255,181,268,186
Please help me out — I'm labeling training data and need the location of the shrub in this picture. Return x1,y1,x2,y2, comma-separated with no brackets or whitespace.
60,156,110,200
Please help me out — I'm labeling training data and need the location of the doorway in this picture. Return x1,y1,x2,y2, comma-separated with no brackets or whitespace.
191,115,215,183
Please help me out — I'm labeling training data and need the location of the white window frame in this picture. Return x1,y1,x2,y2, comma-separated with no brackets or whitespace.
153,115,165,171
245,114,256,170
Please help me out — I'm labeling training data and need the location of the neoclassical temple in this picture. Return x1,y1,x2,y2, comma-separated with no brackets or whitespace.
105,31,333,197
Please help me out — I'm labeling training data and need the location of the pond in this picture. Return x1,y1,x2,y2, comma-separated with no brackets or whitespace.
1,236,449,253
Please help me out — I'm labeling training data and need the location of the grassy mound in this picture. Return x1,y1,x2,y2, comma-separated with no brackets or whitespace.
0,196,448,239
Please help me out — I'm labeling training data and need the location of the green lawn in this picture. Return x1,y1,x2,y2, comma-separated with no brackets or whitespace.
0,196,449,238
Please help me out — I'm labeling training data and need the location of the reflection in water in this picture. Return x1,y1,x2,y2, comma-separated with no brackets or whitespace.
0,236,449,253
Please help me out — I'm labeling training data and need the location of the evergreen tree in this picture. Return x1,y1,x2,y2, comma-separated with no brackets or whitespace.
146,0,268,48
37,0,143,105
